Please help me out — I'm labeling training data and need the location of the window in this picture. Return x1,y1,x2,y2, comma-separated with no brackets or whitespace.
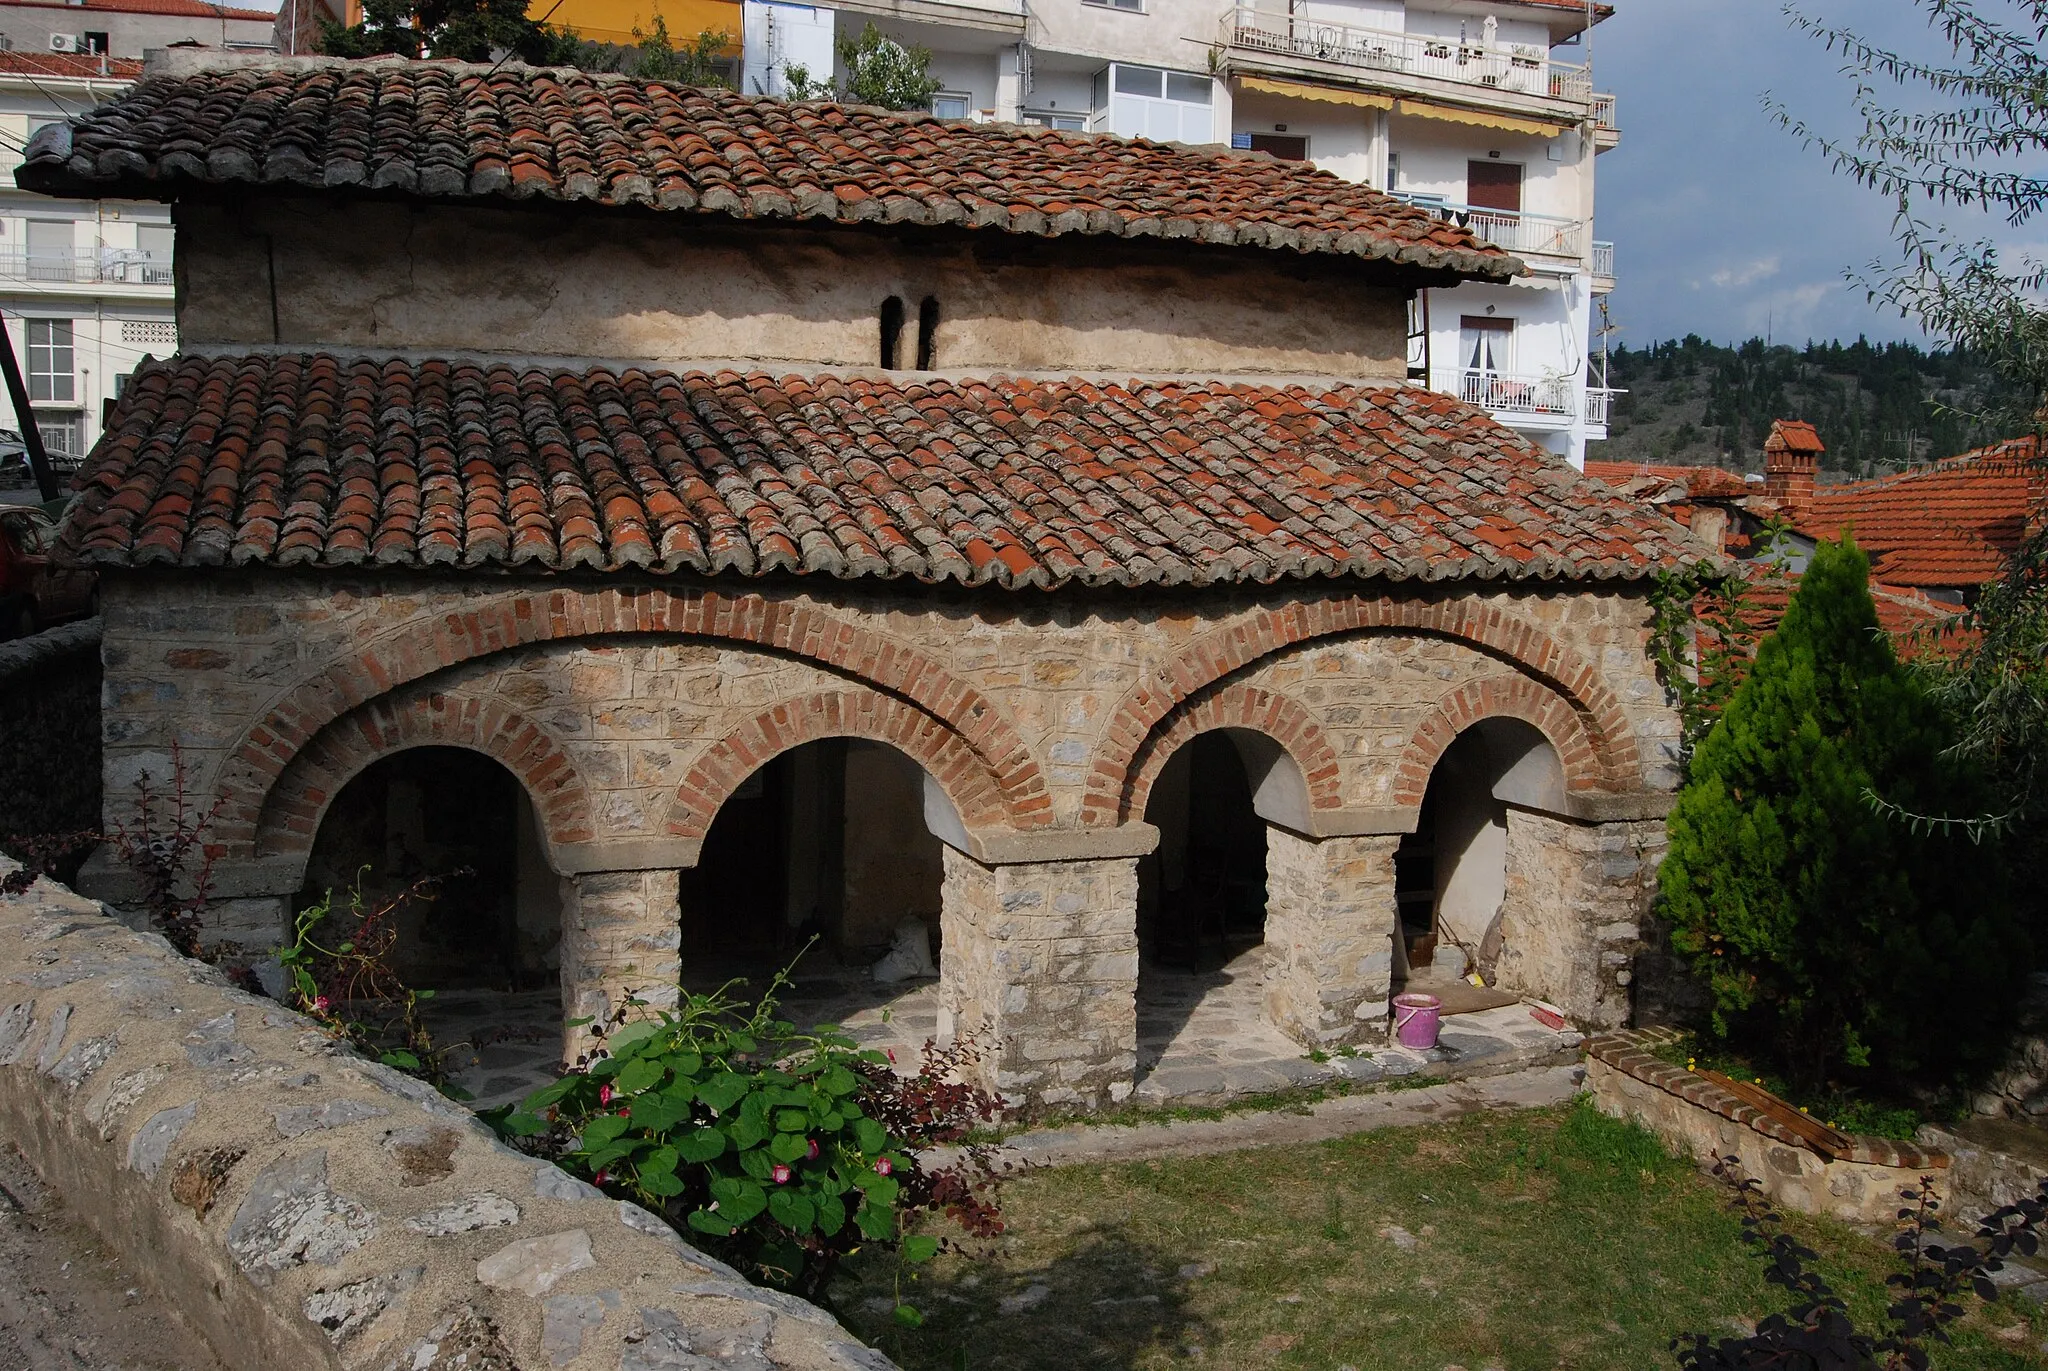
1164,73,1211,104
25,221,72,282
1022,110,1085,131
879,296,904,370
1096,64,1213,143
82,31,107,52
34,412,81,461
915,297,939,370
1246,133,1307,160
1466,159,1522,212
1113,65,1161,97
26,320,73,403
930,91,972,120
136,224,173,284
1385,151,1399,191
1084,0,1144,13
1459,315,1513,374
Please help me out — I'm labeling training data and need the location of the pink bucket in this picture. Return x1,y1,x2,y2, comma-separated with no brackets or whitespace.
1393,992,1442,1049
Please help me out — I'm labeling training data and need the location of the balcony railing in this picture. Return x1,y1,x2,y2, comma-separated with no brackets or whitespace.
1459,369,1575,418
1590,91,1617,130
1221,6,1596,106
1590,240,1614,279
1585,387,1623,426
1392,194,1585,260
0,248,173,287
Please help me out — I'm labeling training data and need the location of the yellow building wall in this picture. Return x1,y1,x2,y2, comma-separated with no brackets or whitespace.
534,0,740,48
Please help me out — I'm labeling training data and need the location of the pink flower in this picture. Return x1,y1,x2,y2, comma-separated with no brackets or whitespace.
772,1164,792,1185
805,1138,820,1161
312,996,330,1014
885,1048,896,1063
598,1084,613,1105
874,1158,893,1177
592,1170,609,1186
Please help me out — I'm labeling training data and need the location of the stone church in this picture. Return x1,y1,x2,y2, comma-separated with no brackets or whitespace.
29,50,1697,1108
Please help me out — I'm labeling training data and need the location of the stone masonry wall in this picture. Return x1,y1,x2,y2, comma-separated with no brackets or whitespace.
1262,830,1399,1048
0,862,894,1371
0,618,101,855
1497,813,1666,1029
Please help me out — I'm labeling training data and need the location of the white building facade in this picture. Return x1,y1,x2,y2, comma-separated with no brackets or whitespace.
0,53,175,467
741,0,1617,466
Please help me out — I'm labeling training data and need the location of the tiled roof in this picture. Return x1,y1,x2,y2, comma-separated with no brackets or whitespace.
1766,419,1825,455
1585,460,1755,502
1795,438,2038,589
61,353,1700,587
17,57,1521,280
0,0,272,17
0,52,144,81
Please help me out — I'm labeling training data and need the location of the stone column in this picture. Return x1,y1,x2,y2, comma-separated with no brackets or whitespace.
1496,812,1666,1029
937,848,1139,1111
558,869,682,1063
1261,828,1400,1048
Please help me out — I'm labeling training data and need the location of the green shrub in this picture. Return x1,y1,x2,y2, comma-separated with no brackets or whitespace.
1659,536,2027,1089
487,964,1005,1304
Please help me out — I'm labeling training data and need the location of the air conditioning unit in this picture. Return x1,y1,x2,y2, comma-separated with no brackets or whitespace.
47,33,79,52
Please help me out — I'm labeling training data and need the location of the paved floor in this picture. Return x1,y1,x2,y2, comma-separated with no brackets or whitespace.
426,943,1581,1112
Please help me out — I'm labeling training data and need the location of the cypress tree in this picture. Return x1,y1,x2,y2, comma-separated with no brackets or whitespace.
1660,536,2026,1088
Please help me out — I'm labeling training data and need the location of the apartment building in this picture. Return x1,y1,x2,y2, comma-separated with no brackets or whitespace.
742,0,1618,466
0,0,276,59
0,51,175,466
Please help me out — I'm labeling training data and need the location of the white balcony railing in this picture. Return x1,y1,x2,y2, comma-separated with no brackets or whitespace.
1585,386,1623,426
1590,91,1617,130
0,248,173,287
1590,240,1614,278
1221,6,1595,105
1392,194,1586,260
1460,369,1575,417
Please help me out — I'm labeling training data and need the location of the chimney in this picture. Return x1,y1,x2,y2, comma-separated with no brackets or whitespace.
1763,419,1822,515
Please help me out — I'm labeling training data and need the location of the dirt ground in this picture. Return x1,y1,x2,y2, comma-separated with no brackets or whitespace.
0,1144,225,1371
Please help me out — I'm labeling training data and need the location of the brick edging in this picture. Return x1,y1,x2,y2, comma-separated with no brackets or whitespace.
1584,1030,1949,1171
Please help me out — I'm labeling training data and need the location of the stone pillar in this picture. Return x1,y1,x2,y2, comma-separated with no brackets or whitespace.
558,869,682,1063
1496,812,1666,1029
937,848,1139,1111
1261,828,1399,1048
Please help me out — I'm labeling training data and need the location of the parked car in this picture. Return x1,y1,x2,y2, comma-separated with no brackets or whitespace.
0,505,93,638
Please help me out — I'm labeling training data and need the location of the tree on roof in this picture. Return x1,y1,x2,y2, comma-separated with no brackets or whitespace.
318,0,570,63
1660,536,2025,1090
782,23,941,111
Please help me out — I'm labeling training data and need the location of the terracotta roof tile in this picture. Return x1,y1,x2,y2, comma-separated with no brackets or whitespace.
61,353,1701,587
0,52,144,81
1585,459,1756,502
1766,419,1825,455
19,56,1522,280
0,0,270,17
1794,437,2038,589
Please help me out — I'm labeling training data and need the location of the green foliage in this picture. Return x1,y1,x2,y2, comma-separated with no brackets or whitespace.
784,22,942,110
1645,526,1790,767
319,0,577,63
1659,537,2027,1088
548,14,734,84
486,958,1004,1304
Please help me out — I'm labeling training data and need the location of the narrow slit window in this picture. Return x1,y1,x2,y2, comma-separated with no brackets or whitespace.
879,296,905,369
915,297,939,370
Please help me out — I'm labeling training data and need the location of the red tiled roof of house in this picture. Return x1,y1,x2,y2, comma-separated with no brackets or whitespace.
61,354,1701,586
0,0,271,17
1794,437,2038,589
0,51,144,81
1584,460,1755,502
18,57,1522,280
1720,573,1961,658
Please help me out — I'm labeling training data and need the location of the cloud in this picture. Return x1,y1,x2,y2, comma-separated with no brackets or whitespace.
1709,256,1781,290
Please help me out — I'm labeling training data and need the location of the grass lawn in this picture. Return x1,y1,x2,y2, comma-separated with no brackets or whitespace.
837,1100,2047,1371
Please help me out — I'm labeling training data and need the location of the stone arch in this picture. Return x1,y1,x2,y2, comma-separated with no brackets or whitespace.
213,587,1050,851
1084,596,1641,824
1392,675,1602,807
667,688,1011,839
252,688,598,866
1120,682,1341,826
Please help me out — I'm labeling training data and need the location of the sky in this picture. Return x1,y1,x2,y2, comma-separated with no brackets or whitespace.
1592,0,2033,351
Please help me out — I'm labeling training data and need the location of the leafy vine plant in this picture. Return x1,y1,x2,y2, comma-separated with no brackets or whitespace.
485,948,1008,1318
1645,520,1792,768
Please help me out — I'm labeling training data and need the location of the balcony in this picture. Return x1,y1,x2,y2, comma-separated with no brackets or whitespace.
1585,386,1622,426
0,248,172,288
1392,195,1585,261
1219,5,1601,115
1458,369,1575,419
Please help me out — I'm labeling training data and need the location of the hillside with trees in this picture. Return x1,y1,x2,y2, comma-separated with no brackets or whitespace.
1595,335,2028,476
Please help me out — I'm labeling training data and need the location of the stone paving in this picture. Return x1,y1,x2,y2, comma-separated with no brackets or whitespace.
427,944,1581,1113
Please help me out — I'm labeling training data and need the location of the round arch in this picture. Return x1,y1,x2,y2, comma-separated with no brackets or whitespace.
1393,675,1603,811
1119,682,1341,827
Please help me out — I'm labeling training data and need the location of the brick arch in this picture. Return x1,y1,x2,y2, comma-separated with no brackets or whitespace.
1119,682,1342,824
252,689,597,863
666,688,1009,840
213,587,1050,852
1084,596,1642,825
1392,675,1603,806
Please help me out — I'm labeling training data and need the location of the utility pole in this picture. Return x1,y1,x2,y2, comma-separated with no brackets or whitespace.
0,319,59,503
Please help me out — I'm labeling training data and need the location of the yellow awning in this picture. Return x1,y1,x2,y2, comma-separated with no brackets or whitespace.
1392,98,1563,139
1236,76,1394,110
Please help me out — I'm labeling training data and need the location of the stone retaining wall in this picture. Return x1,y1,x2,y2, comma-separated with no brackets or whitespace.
0,860,893,1371
1585,1029,1948,1225
0,618,100,852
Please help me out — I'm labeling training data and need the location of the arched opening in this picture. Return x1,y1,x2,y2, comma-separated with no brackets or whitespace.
879,296,905,369
1393,717,1562,997
296,746,567,1104
680,738,945,1053
1134,730,1281,1085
